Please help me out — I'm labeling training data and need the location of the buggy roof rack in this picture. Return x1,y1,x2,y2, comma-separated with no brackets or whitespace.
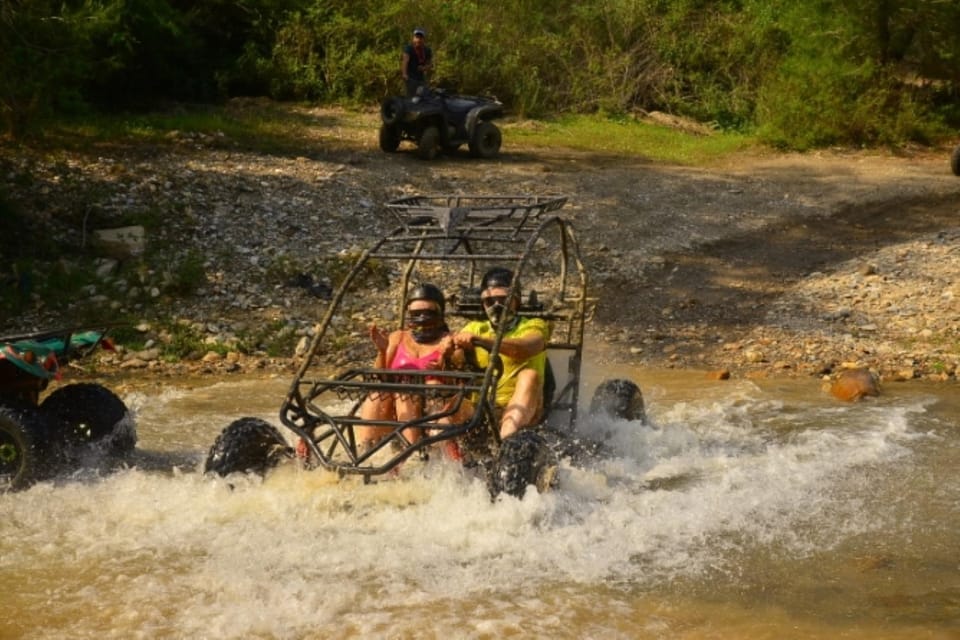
385,194,568,234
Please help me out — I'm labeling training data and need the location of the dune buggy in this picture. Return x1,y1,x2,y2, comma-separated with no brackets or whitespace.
204,195,643,498
0,327,136,490
379,88,504,160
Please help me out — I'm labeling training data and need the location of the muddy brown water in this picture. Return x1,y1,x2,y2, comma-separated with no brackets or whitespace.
2,366,958,639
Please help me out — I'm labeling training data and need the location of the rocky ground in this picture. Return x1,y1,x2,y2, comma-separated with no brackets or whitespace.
2,105,959,386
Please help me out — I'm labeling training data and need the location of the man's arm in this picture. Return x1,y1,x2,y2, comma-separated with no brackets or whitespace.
401,50,410,80
454,329,544,361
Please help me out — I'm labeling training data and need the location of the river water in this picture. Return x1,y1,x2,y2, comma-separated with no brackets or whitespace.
2,367,958,639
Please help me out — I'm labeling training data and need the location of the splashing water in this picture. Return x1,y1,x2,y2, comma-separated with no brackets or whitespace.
2,375,957,639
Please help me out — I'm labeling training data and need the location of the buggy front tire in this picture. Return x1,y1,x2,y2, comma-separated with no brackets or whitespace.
951,144,960,176
469,121,502,159
0,403,52,491
589,378,646,422
488,430,558,499
379,124,402,152
204,417,291,477
42,383,136,452
381,97,405,126
418,126,440,160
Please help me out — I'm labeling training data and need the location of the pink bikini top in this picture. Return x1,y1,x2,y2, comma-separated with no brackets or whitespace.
390,340,443,371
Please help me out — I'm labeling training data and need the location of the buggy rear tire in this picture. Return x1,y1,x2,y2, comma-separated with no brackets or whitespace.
418,126,440,160
951,144,960,176
204,417,290,477
469,121,502,159
488,430,558,499
0,403,53,491
381,97,405,126
589,378,646,422
379,124,401,152
41,383,135,452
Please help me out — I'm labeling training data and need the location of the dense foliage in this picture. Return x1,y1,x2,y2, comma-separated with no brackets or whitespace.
2,0,959,148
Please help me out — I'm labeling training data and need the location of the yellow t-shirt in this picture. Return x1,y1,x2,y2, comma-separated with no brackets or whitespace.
461,317,551,407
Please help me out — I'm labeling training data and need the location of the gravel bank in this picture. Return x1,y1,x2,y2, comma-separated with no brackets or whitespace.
2,107,959,385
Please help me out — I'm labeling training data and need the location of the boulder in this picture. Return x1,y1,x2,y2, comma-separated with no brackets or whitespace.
829,367,880,401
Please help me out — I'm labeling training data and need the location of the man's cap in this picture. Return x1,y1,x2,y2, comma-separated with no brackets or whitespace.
413,27,426,36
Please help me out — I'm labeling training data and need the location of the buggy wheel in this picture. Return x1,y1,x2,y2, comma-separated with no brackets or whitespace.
469,121,502,159
589,378,646,422
951,144,960,177
379,124,402,152
204,417,291,477
42,383,136,452
0,403,52,491
488,430,558,499
418,126,440,160
381,97,405,126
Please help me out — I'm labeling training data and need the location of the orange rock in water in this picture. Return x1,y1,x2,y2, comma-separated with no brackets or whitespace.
830,368,880,401
705,369,731,381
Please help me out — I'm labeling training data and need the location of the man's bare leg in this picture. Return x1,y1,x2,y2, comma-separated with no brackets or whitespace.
499,368,541,440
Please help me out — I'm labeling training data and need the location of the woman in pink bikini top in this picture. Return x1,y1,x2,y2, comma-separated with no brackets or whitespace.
373,283,452,374
354,283,457,450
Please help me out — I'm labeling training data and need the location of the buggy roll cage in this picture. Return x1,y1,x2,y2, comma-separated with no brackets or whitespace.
279,195,589,481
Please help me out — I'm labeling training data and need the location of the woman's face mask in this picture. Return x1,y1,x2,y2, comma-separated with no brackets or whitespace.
407,306,444,343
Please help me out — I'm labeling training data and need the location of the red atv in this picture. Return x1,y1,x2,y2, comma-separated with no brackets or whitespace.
0,328,135,490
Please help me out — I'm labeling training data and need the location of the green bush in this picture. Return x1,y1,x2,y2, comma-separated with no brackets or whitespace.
2,0,959,148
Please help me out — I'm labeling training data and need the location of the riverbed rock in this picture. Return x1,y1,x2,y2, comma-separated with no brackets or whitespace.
829,368,881,401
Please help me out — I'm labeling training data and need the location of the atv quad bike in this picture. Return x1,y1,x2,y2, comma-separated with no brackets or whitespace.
204,194,643,498
379,88,504,160
0,328,136,491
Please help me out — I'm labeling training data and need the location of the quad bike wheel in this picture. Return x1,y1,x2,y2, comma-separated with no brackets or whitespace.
380,97,405,126
418,126,440,160
469,121,502,159
488,430,558,499
951,144,960,176
589,379,646,422
41,383,136,452
379,124,402,152
204,417,291,477
0,402,53,491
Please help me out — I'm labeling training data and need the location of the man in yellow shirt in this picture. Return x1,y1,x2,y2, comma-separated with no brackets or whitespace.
453,267,550,440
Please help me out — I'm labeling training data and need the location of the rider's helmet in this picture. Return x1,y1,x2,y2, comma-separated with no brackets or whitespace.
407,282,445,314
480,267,520,297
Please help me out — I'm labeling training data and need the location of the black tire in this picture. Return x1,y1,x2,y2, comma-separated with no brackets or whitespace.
41,383,136,452
379,124,401,152
417,126,439,160
951,144,960,177
204,417,291,477
381,97,404,126
589,378,646,422
469,121,502,159
488,430,558,499
0,403,53,491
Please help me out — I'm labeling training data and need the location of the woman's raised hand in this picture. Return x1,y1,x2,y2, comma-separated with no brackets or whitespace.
369,324,390,353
